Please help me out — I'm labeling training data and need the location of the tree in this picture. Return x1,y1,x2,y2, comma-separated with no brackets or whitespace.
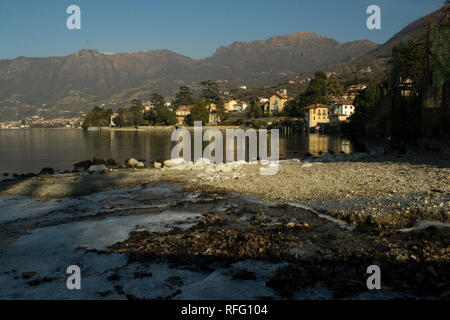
130,99,144,111
432,24,450,87
129,99,144,126
341,84,387,137
186,100,210,125
247,100,263,118
144,109,157,124
352,85,383,115
172,86,194,107
389,41,425,92
82,106,112,129
150,93,165,110
200,81,220,104
298,71,329,107
155,109,177,126
200,80,224,115
327,76,343,95
113,107,131,127
283,100,304,117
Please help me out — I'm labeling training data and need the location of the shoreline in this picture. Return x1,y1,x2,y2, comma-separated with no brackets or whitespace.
0,125,242,131
1,152,449,231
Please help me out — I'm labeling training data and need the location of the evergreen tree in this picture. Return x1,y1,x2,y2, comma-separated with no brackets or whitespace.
186,100,210,125
82,106,113,129
389,41,425,92
113,107,132,127
432,24,450,87
130,99,144,111
247,100,263,118
172,86,194,107
200,80,220,104
128,99,144,126
154,109,176,126
150,94,165,110
298,71,329,107
200,80,224,114
353,85,383,114
283,100,304,117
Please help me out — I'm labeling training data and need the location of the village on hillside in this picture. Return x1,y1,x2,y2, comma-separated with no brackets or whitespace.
98,75,371,133
0,78,367,131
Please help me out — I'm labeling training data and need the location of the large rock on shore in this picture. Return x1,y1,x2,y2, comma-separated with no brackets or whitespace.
153,162,162,168
164,158,186,167
74,160,93,170
88,164,107,173
195,158,211,166
136,162,145,168
126,158,140,167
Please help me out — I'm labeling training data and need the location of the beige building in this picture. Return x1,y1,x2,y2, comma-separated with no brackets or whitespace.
305,104,329,128
268,91,288,113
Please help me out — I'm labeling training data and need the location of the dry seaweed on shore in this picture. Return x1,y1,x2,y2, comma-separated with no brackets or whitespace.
106,194,450,298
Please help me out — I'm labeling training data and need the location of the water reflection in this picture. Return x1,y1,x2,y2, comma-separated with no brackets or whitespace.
0,129,355,174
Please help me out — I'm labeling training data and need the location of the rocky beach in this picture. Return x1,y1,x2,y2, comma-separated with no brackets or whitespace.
0,152,449,299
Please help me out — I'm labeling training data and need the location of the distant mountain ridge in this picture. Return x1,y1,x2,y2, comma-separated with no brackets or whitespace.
0,33,378,119
198,32,377,82
0,6,446,120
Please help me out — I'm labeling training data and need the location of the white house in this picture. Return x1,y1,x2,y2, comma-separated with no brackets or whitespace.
224,100,248,112
234,101,248,112
329,100,355,118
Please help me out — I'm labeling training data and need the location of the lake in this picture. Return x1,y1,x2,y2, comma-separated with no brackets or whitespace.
0,128,355,174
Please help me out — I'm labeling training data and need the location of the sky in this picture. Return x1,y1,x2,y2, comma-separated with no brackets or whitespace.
0,0,445,60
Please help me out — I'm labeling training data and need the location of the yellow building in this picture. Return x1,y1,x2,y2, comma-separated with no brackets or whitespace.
206,103,217,113
305,104,329,128
209,113,221,125
269,92,288,113
205,103,222,124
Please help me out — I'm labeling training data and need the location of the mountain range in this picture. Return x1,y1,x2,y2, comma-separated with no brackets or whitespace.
0,6,445,121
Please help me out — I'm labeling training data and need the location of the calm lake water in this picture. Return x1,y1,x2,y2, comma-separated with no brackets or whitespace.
0,129,355,174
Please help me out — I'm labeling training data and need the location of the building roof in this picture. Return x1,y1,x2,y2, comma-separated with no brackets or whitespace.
272,92,288,100
176,105,194,112
304,104,328,109
332,99,354,105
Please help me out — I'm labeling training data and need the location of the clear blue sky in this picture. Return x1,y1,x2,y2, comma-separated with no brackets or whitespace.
0,0,445,59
